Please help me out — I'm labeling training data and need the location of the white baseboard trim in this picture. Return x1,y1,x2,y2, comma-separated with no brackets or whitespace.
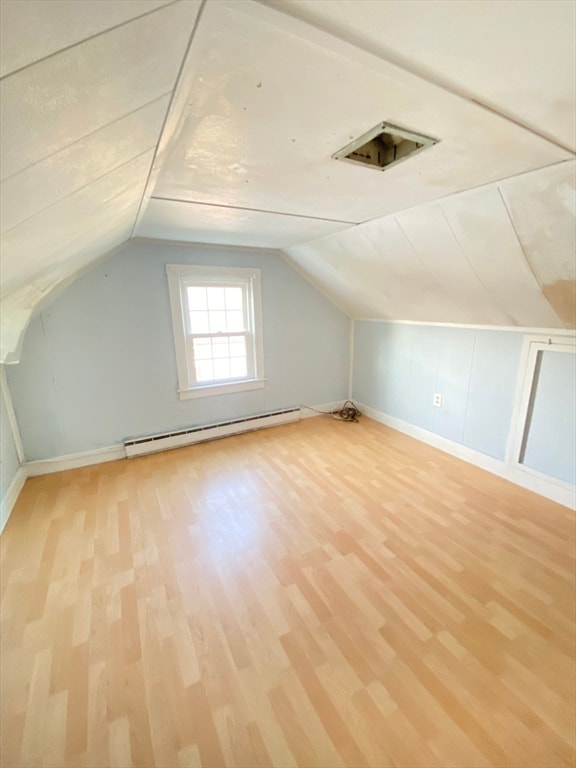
22,402,343,472
0,467,27,534
359,403,576,510
4,401,571,535
20,402,342,476
25,445,125,477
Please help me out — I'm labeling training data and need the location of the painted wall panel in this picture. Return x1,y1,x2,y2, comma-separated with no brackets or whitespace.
353,322,523,461
431,328,475,444
0,381,20,505
522,350,576,484
406,325,441,431
353,322,413,422
462,331,522,459
7,242,349,460
4,319,68,460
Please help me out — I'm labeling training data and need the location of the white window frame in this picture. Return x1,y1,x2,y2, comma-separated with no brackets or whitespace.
506,333,576,486
166,264,265,400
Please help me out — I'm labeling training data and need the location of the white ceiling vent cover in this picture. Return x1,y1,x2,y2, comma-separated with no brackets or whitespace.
333,122,438,171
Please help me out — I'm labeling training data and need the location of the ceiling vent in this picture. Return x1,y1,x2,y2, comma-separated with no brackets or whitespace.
333,122,438,171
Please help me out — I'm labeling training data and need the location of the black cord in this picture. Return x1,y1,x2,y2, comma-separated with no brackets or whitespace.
333,400,361,422
300,401,361,423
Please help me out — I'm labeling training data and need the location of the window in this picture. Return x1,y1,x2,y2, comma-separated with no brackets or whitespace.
166,265,264,399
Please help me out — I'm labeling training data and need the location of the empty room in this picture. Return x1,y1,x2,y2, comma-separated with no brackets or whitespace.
0,1,575,767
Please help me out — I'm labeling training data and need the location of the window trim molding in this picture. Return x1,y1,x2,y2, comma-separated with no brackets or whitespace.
506,333,576,485
166,264,265,399
177,378,266,400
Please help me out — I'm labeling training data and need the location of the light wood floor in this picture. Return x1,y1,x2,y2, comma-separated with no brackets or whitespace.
1,417,574,768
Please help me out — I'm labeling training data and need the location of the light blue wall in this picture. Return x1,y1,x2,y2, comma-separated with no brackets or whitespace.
522,350,576,484
7,242,350,460
353,322,523,460
1,379,20,505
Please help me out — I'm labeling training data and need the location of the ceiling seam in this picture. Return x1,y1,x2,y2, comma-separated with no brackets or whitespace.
351,226,409,310
150,196,356,225
437,203,515,324
393,215,465,312
133,236,281,255
439,202,517,325
355,159,574,229
0,92,172,184
355,227,397,278
278,250,354,318
496,186,565,327
2,209,141,298
496,187,544,290
129,0,208,240
1,148,156,237
0,0,180,83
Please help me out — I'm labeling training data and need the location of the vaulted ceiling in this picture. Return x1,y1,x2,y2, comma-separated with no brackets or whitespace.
1,0,575,362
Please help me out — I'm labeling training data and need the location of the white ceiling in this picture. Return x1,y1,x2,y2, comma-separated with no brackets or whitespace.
0,0,575,362
286,161,575,328
264,0,576,153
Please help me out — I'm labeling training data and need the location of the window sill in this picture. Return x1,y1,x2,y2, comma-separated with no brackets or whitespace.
178,378,266,400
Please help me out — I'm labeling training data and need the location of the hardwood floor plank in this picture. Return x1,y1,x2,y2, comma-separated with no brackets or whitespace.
1,417,574,767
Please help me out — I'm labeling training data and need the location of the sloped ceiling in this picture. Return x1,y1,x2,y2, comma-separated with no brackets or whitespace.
0,0,575,362
0,0,203,361
286,161,576,328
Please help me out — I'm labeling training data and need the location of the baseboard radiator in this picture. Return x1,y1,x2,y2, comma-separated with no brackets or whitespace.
124,408,301,458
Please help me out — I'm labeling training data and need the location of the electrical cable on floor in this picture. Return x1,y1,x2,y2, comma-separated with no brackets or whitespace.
301,400,361,423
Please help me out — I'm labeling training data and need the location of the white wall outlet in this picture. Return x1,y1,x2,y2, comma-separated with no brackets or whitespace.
433,393,442,407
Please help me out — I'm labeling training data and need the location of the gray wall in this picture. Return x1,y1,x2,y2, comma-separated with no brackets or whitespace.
353,322,523,460
522,350,576,484
7,242,350,460
1,379,20,505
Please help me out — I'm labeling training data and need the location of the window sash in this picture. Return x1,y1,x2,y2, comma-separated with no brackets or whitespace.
183,282,250,336
167,264,264,398
181,280,255,388
185,331,254,385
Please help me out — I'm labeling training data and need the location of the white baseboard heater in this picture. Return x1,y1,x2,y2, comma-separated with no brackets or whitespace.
124,408,301,458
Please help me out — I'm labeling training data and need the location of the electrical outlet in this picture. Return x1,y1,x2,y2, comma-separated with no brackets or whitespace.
433,393,442,407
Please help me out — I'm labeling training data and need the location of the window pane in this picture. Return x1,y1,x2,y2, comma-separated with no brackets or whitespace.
212,337,229,359
225,287,243,310
208,311,227,332
229,338,246,358
192,338,211,360
189,311,210,334
226,311,244,332
230,358,247,378
213,359,231,380
195,360,214,382
187,286,207,310
207,287,226,310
